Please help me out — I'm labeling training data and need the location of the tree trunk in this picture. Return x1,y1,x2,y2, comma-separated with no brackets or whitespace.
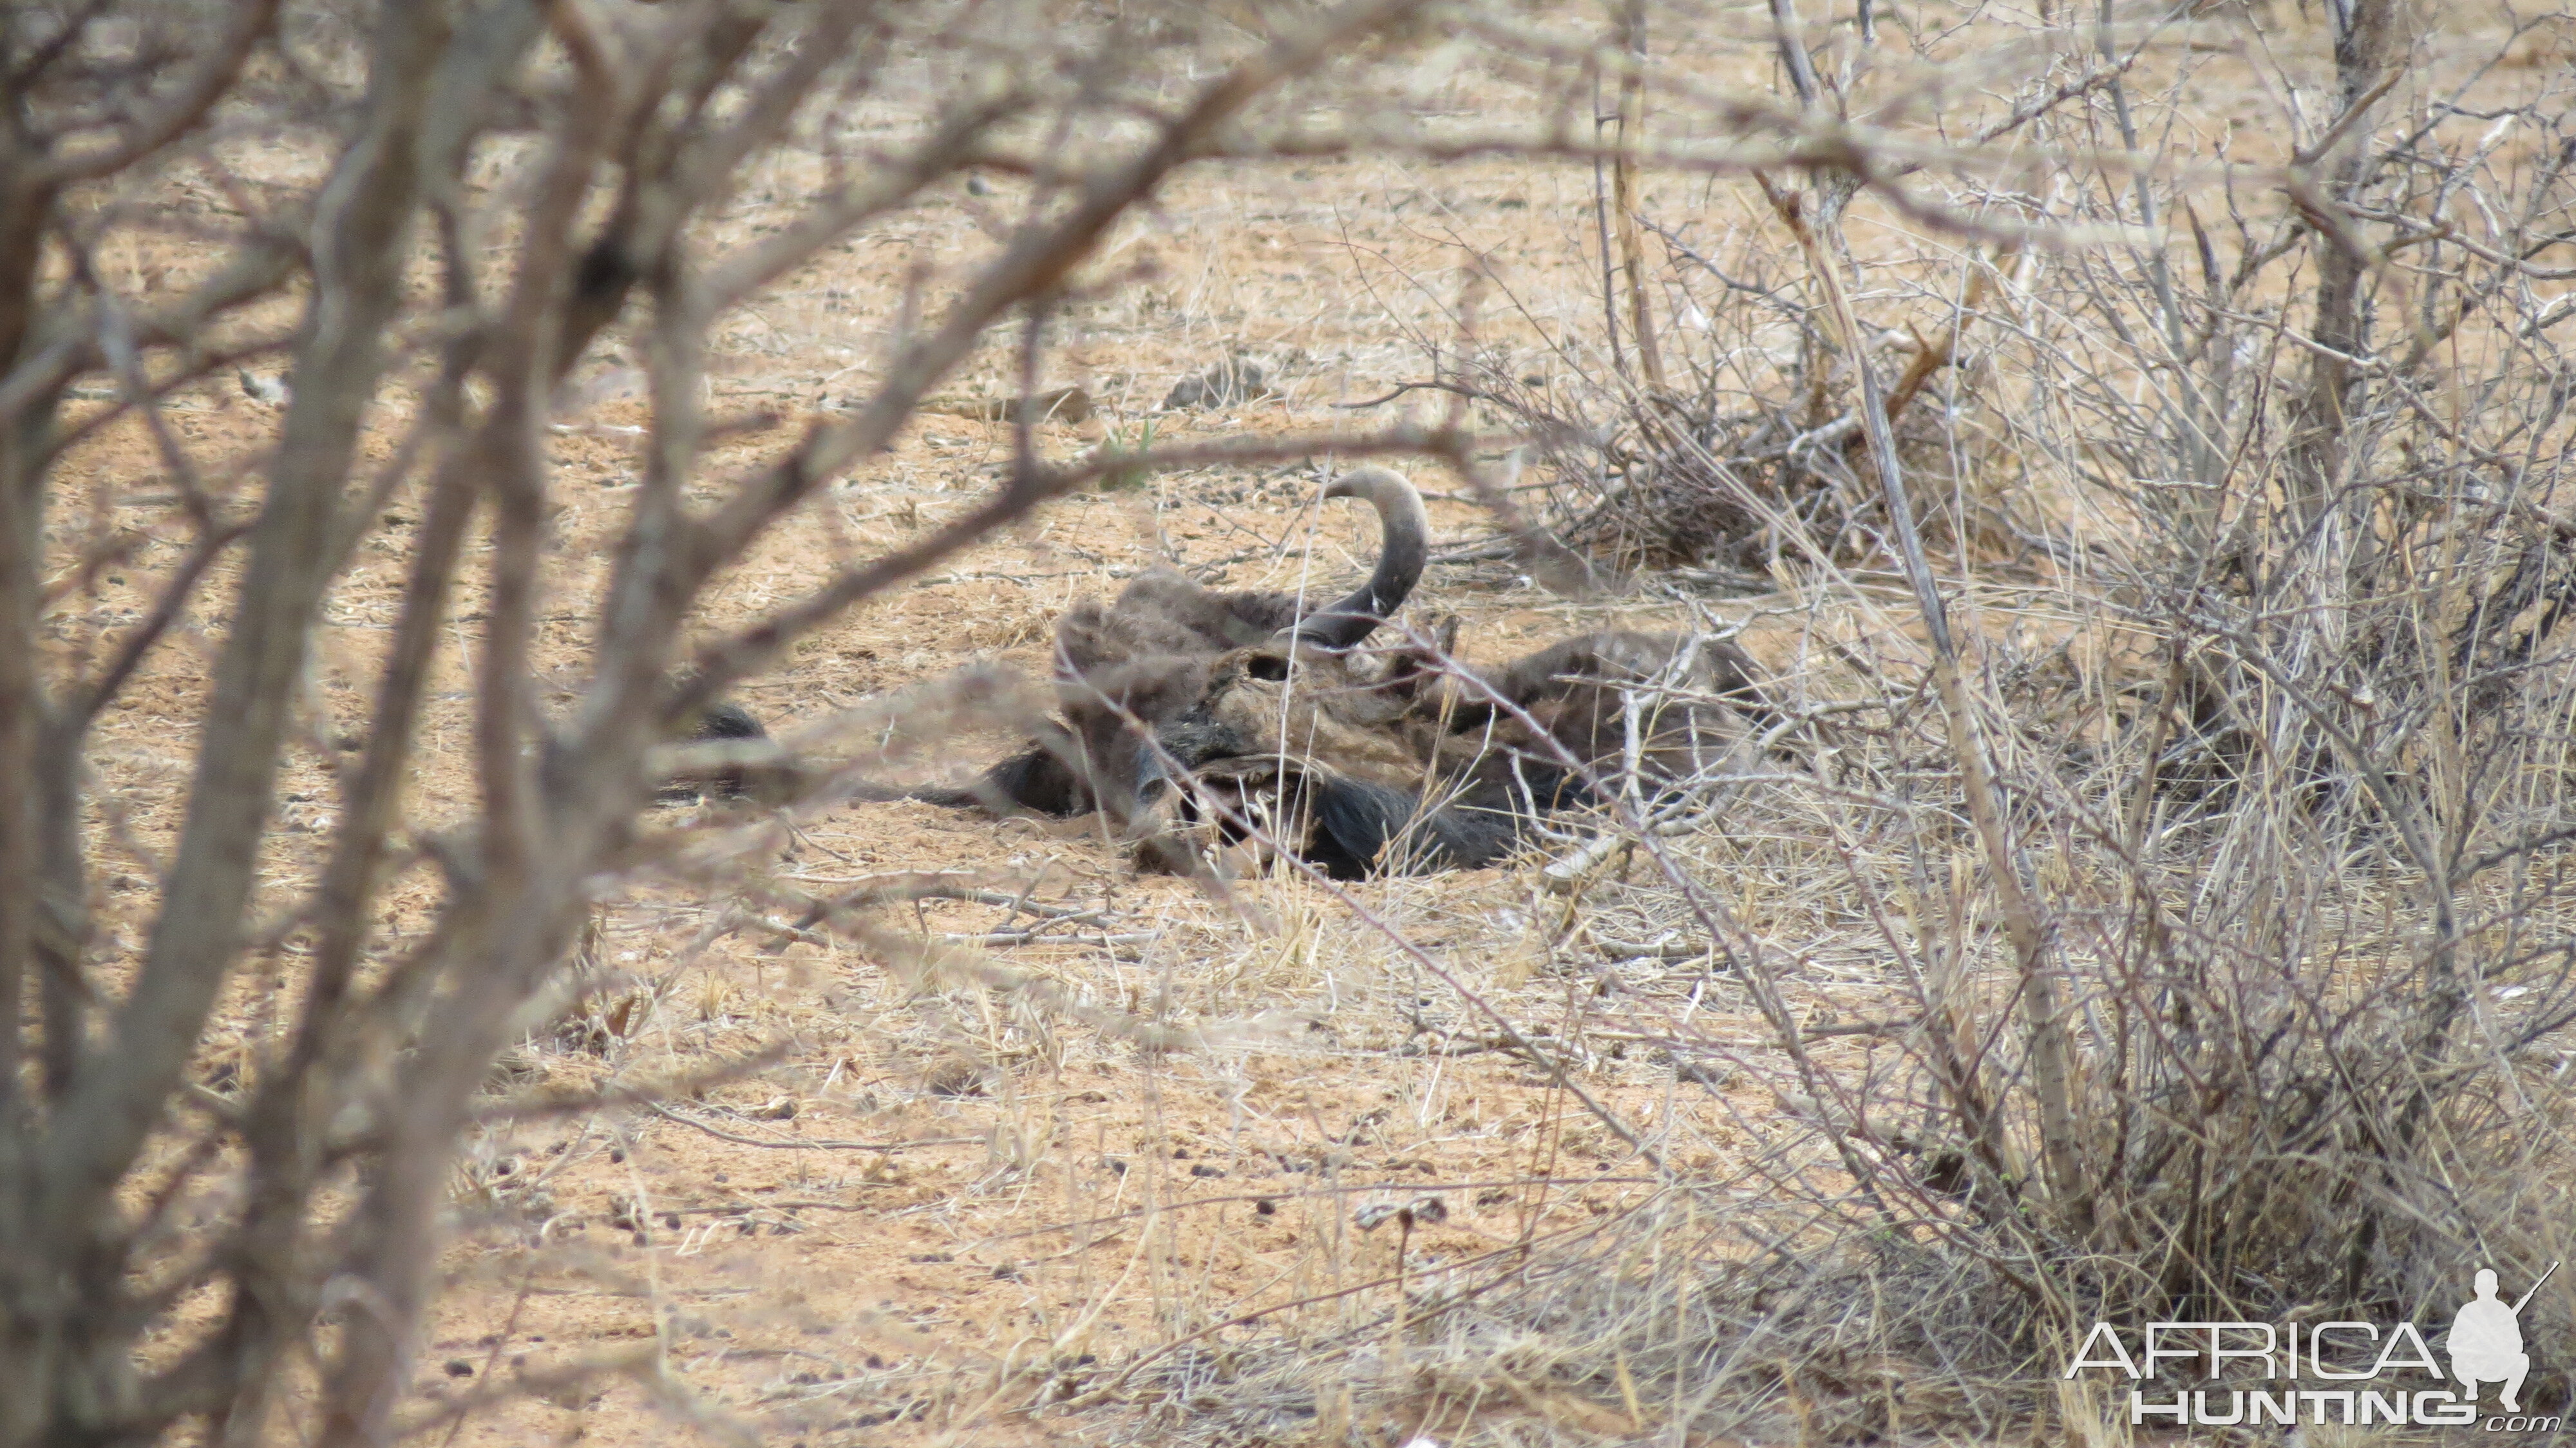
2289,0,2398,522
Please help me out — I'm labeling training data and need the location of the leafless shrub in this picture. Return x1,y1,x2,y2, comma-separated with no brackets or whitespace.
1166,2,2576,1443
0,1,1496,1440
1436,213,2014,576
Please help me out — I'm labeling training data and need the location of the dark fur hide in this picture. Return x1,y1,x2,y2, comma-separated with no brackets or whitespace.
658,699,770,801
1133,630,1768,877
702,466,1772,879
929,467,1431,823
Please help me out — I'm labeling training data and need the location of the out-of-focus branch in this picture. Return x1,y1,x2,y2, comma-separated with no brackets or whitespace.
39,0,448,1289
70,522,252,726
643,0,1431,718
0,240,305,439
702,93,1028,310
670,425,1465,724
1767,0,1822,109
36,0,282,187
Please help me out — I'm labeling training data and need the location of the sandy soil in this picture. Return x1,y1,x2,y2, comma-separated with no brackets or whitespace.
52,6,2575,1444
64,142,1890,1447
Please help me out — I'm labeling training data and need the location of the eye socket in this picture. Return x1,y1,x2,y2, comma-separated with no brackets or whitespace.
1245,652,1292,683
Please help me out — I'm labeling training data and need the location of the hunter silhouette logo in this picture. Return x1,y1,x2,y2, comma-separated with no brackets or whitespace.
2452,1262,2554,1414
2065,1261,2562,1431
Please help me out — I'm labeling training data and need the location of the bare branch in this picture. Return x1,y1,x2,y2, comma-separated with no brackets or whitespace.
39,0,282,186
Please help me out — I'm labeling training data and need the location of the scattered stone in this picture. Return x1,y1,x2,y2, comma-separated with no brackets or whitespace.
1161,357,1271,411
925,386,1092,424
925,1058,988,1098
236,367,289,405
1353,1195,1449,1233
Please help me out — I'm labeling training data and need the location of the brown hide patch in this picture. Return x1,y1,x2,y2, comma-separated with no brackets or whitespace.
1195,645,1430,792
1422,632,1759,786
1139,630,1766,877
1184,632,1758,792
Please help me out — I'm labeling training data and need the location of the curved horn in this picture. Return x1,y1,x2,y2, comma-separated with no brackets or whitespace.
1289,466,1428,648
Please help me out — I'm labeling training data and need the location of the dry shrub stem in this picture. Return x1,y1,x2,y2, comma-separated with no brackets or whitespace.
0,2,1486,1440
1170,4,2576,1442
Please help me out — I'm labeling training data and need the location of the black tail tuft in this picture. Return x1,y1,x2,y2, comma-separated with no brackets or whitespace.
661,700,769,801
690,701,768,742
